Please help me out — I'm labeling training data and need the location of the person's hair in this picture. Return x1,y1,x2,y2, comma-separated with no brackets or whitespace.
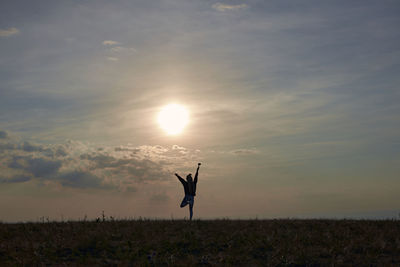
186,173,192,180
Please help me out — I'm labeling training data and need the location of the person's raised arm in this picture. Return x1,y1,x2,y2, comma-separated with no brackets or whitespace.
194,163,201,183
175,173,185,184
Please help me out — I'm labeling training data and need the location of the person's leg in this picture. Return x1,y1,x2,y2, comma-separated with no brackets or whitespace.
180,196,188,208
189,204,193,220
189,196,194,220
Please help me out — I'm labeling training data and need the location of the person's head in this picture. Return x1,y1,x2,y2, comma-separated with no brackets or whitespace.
186,174,193,182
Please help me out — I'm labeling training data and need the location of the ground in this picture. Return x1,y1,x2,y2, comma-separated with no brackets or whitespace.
0,219,399,266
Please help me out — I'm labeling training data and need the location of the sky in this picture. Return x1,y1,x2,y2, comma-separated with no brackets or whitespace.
1,0,399,222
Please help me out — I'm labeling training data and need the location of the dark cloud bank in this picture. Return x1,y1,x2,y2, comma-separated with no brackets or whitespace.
0,131,199,191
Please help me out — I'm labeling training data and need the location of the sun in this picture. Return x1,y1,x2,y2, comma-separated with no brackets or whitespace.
157,104,189,135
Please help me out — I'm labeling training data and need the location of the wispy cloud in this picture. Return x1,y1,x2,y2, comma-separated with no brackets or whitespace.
212,3,248,12
230,148,260,156
102,40,120,46
0,27,19,37
110,46,123,52
110,46,137,53
102,40,136,62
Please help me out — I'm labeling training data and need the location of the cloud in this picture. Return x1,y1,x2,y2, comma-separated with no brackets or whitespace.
0,27,19,37
55,146,68,157
110,46,123,52
114,146,140,152
80,151,172,183
0,135,200,191
230,148,260,156
212,3,248,12
0,142,16,150
0,131,8,139
102,41,136,61
58,171,104,189
102,40,120,46
0,175,31,184
8,156,62,178
27,157,62,178
172,145,186,150
0,137,69,158
22,141,44,152
109,46,137,54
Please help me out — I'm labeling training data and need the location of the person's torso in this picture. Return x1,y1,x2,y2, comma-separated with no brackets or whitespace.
187,180,197,196
182,181,189,195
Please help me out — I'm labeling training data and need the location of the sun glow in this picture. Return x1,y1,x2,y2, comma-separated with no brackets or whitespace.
157,104,189,135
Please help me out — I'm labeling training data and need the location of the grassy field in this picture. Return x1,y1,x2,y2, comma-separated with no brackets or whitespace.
0,219,399,266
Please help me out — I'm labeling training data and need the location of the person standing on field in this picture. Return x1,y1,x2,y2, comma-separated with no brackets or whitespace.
175,163,201,220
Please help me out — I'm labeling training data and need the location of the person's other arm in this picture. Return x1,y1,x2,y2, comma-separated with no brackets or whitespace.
194,163,200,184
175,173,186,185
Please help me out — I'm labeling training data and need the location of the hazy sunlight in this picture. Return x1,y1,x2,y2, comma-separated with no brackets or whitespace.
157,104,189,135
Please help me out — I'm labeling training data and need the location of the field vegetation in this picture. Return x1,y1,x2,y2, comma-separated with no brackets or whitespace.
0,218,399,266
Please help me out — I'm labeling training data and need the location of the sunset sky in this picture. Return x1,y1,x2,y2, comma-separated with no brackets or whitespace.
1,0,399,222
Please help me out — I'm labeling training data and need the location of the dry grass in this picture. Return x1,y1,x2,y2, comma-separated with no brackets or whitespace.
0,219,399,266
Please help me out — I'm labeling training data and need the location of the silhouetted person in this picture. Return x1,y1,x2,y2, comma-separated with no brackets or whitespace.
175,163,201,220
